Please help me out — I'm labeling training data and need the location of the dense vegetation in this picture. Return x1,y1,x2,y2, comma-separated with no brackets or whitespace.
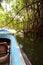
0,0,43,65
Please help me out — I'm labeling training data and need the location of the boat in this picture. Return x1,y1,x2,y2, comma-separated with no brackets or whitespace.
0,29,26,65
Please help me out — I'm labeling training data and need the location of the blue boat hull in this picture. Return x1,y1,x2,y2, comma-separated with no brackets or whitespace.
0,30,26,65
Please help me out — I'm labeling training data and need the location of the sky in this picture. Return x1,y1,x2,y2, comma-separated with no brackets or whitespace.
1,1,12,12
0,0,23,21
0,0,16,12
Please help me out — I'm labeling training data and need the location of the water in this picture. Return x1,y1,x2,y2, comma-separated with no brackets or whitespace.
16,34,43,65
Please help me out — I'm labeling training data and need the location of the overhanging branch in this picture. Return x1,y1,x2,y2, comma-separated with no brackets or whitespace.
2,0,40,28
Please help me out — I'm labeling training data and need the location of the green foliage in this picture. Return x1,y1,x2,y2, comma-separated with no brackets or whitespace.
0,0,43,65
0,0,34,30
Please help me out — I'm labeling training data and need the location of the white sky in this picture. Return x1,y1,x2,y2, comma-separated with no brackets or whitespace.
1,1,12,12
0,0,24,21
1,0,16,12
